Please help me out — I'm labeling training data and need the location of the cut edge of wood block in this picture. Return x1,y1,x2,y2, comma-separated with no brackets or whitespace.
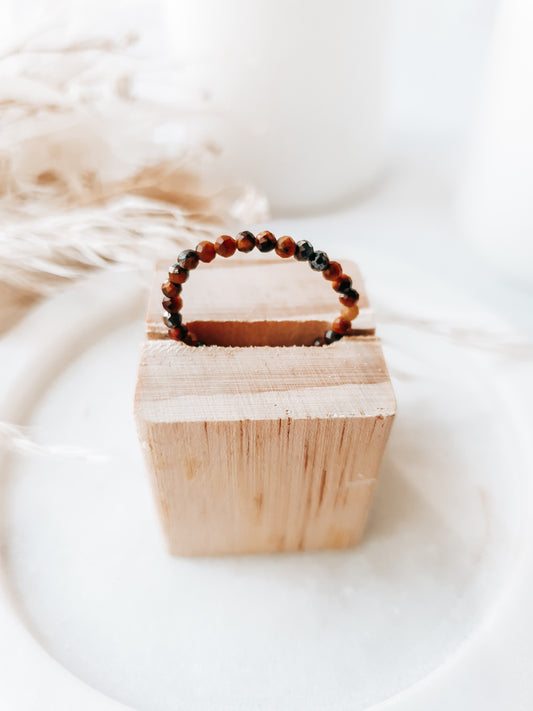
134,335,397,425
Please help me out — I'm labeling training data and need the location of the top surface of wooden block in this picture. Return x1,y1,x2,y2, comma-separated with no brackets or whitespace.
137,256,395,424
148,257,375,346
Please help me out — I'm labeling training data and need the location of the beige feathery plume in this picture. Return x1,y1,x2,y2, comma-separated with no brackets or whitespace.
0,29,268,329
0,25,268,456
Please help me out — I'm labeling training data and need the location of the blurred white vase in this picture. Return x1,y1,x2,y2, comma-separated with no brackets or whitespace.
165,0,388,214
457,0,533,284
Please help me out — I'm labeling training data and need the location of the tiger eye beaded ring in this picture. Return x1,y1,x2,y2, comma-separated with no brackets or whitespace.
162,231,360,347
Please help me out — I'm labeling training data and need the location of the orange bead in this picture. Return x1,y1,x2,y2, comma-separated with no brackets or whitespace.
214,234,237,258
332,316,351,335
341,303,359,321
275,235,296,258
196,241,216,263
323,261,342,281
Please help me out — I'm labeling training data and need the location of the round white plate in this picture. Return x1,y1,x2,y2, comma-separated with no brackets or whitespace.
1,262,532,711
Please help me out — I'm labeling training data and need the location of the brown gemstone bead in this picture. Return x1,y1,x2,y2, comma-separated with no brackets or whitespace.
215,234,237,258
332,316,351,335
161,280,182,298
323,261,342,281
339,290,359,307
163,295,183,313
168,325,187,341
256,230,277,252
177,249,199,270
168,264,189,284
275,235,296,258
341,303,359,321
332,274,353,293
196,240,216,263
236,231,256,252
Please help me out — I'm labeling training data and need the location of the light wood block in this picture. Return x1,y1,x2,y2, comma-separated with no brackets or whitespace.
134,257,396,556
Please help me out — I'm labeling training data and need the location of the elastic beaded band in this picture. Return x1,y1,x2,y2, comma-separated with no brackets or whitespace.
162,231,360,347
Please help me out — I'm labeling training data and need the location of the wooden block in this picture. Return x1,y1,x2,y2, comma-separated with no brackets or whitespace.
134,257,396,556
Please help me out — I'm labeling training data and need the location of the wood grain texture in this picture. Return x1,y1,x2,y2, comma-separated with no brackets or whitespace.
135,256,395,556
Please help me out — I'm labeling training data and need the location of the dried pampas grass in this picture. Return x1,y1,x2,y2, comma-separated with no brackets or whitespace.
0,23,268,456
0,421,107,462
0,29,268,323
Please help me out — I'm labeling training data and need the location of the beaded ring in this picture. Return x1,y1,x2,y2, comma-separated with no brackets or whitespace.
162,231,360,347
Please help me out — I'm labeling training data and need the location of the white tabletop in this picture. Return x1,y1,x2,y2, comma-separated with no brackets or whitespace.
1,139,532,710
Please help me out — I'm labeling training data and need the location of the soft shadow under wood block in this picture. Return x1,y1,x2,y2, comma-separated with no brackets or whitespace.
134,257,396,555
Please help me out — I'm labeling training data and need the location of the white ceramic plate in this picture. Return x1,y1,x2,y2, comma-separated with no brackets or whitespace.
1,263,532,711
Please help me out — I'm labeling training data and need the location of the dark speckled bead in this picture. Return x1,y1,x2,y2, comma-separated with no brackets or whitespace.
275,235,297,258
294,240,314,261
325,329,343,343
341,303,359,321
236,231,256,252
177,249,199,270
168,263,189,285
163,312,182,328
309,251,330,271
333,274,353,293
256,230,277,252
